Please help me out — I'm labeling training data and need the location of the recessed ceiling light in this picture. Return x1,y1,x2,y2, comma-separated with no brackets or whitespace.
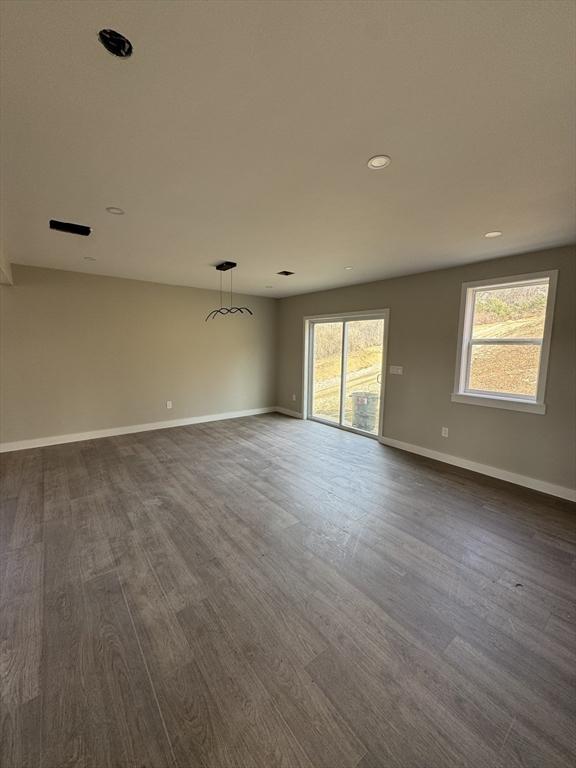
344,266,353,270
277,270,294,276
105,206,125,215
484,231,503,238
84,256,97,261
367,155,391,170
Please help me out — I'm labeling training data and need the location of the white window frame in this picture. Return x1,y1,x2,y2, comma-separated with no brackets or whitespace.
452,270,557,415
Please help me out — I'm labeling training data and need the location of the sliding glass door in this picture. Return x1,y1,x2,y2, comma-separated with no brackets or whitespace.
309,313,387,436
310,321,344,423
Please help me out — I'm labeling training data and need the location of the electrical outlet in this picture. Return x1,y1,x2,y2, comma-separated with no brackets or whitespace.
441,426,449,438
389,365,403,375
166,400,173,410
292,393,296,401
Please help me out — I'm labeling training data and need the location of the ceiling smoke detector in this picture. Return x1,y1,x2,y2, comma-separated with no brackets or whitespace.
98,29,133,58
105,206,125,215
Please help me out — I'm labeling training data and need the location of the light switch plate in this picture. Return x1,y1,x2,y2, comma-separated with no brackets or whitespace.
389,365,404,375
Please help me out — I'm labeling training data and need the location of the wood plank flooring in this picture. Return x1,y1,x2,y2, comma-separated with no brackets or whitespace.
1,413,575,767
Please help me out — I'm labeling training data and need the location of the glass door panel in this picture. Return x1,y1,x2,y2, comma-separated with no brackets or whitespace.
310,321,343,423
342,319,385,435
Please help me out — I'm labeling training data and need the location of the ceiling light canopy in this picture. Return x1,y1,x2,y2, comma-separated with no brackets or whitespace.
367,155,391,170
105,206,125,215
484,231,503,238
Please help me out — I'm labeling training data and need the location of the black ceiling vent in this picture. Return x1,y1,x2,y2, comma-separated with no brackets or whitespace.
98,29,133,58
49,220,92,237
277,270,294,276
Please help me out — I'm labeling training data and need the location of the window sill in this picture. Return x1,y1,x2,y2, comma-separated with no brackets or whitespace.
451,392,546,414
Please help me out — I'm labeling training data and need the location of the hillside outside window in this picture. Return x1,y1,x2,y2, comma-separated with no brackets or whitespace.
452,271,557,414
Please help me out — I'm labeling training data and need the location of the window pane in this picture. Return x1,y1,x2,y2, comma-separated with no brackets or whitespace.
468,344,541,397
472,282,548,340
342,319,384,434
311,322,343,422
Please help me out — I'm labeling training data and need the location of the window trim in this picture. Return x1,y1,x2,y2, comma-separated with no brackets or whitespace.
452,270,558,415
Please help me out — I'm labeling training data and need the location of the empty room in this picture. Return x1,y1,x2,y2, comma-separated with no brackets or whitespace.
1,1,575,767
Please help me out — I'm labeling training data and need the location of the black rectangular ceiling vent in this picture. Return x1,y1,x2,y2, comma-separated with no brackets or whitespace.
49,219,92,236
215,261,237,271
277,270,294,276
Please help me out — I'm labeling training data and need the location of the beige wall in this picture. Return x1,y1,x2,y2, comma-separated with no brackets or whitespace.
2,249,575,493
277,245,576,491
0,265,277,443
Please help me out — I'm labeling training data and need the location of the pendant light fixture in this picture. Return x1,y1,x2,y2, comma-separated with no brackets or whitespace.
205,262,254,321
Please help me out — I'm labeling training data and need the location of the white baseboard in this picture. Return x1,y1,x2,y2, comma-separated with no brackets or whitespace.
275,407,303,419
0,407,277,453
3,411,573,502
379,436,576,502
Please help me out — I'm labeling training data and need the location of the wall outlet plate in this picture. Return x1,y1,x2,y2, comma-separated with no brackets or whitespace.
389,365,403,375
441,426,449,437
166,400,173,409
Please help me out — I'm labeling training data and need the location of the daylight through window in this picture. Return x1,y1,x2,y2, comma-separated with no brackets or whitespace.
453,272,557,413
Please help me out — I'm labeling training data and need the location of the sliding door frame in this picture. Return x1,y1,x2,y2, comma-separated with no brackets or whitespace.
302,309,390,439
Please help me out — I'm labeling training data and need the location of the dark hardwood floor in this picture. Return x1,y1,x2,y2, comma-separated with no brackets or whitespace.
1,413,575,768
